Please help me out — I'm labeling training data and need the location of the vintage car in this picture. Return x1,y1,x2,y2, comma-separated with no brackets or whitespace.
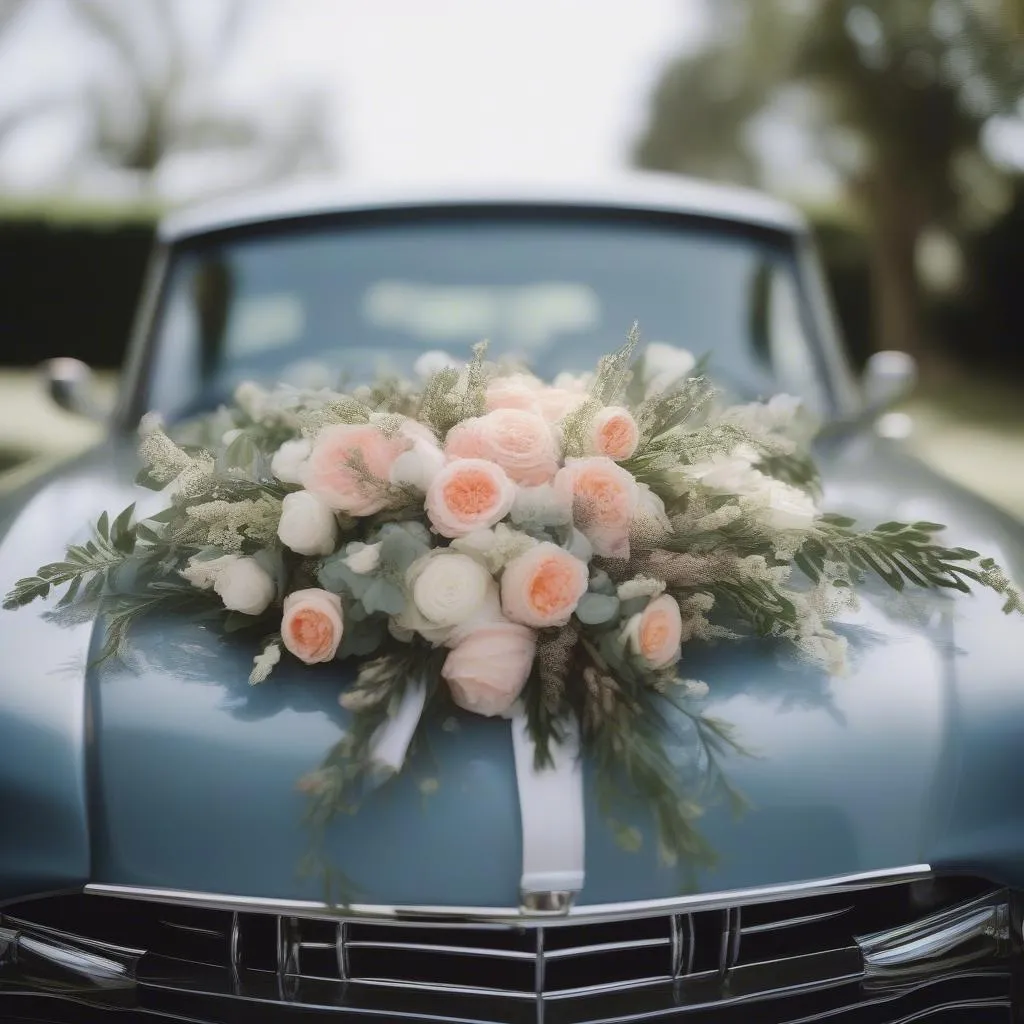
1,173,1023,1023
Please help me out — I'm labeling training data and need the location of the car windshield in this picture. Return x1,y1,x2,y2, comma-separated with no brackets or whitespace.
146,212,830,420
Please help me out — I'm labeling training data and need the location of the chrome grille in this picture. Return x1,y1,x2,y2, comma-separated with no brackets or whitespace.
0,876,1017,1023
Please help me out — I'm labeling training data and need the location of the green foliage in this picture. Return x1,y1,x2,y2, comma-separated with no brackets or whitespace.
805,517,1024,612
4,502,143,610
575,592,621,626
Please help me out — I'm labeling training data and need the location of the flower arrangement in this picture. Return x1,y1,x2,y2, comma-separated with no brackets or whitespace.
6,327,1022,891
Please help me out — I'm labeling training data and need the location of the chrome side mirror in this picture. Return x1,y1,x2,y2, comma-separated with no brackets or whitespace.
817,350,918,444
862,350,918,413
40,358,108,421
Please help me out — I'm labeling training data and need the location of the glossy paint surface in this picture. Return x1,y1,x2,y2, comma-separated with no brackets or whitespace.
1,435,1022,910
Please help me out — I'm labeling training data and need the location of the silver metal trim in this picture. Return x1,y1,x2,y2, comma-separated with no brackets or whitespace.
335,921,349,982
670,913,694,979
82,863,931,927
741,906,851,935
719,906,742,974
345,939,536,961
521,890,575,916
158,173,807,244
545,937,669,961
0,919,142,987
229,911,241,970
857,890,1011,977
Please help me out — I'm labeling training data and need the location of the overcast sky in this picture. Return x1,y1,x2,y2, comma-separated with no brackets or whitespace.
0,0,709,195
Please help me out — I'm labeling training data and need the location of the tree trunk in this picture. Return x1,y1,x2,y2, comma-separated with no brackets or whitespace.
863,171,928,357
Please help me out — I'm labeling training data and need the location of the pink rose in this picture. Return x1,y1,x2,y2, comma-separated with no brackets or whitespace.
442,621,537,716
303,424,407,516
445,409,559,485
425,458,516,538
281,588,344,664
588,406,639,461
485,375,543,415
554,457,639,559
500,541,589,628
535,386,588,424
624,594,683,668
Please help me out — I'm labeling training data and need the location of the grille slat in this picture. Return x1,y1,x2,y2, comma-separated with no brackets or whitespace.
1,875,1013,1022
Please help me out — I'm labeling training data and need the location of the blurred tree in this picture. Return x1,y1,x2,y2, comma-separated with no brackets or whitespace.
796,0,1024,355
635,0,1024,360
633,0,807,185
0,0,334,196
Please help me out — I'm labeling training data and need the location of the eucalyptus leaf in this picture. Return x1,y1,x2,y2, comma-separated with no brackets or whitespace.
318,553,371,599
576,593,621,626
588,570,616,596
361,578,406,617
337,616,386,658
378,525,429,576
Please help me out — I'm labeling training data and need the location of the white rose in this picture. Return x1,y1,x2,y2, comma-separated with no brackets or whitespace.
617,576,666,602
277,490,338,556
181,553,240,591
412,551,499,630
636,483,672,537
271,439,312,484
450,523,537,573
685,450,765,496
510,483,572,528
343,541,381,574
641,342,696,396
552,371,591,392
214,557,275,616
390,433,446,492
754,480,818,532
234,381,271,421
767,394,802,427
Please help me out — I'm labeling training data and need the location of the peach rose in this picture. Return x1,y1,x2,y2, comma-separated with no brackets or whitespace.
485,374,543,415
536,386,588,424
623,594,683,669
445,409,559,485
281,588,344,665
442,621,537,716
588,406,639,461
554,456,639,558
425,458,516,538
303,424,407,516
500,541,589,628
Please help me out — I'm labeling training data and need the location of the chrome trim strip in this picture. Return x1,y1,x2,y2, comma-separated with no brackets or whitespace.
858,890,1011,976
545,937,669,961
741,906,851,935
344,940,536,960
83,864,931,927
670,913,694,979
349,975,537,1001
719,906,741,974
336,920,349,982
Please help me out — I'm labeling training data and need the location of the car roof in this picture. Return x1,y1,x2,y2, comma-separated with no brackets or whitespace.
158,172,807,243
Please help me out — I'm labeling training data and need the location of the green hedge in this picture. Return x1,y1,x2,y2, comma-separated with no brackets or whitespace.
0,216,155,368
0,195,1019,377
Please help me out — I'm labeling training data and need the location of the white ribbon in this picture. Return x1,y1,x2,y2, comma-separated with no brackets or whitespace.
368,679,428,775
364,682,586,908
510,708,585,904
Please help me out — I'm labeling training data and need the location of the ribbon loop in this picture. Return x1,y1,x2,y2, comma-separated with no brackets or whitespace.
510,709,585,914
368,679,428,776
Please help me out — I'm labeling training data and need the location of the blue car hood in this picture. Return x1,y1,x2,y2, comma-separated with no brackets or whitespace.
2,438,1024,911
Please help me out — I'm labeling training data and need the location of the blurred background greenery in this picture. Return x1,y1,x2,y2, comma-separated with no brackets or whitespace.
0,0,1021,513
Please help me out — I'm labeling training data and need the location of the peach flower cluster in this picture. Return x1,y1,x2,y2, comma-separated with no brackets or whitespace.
251,368,684,716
